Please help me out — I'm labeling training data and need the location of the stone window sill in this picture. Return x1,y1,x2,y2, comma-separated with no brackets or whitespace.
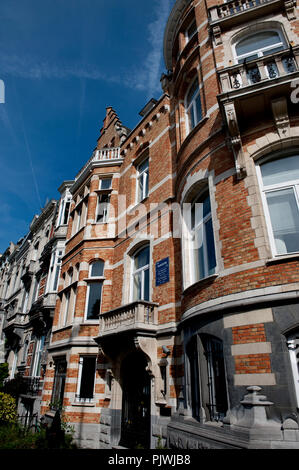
266,253,299,265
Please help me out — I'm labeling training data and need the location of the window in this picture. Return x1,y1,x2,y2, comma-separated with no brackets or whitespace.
137,159,149,203
51,358,67,409
58,195,71,226
185,20,197,44
22,288,30,313
47,249,63,293
258,154,299,256
61,267,77,326
186,334,228,422
185,78,202,134
234,30,288,84
287,333,299,408
76,356,97,403
96,194,110,223
132,245,150,301
99,178,112,190
235,31,285,63
85,261,104,320
190,191,216,282
31,336,45,377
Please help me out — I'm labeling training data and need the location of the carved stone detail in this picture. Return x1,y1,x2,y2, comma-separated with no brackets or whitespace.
284,0,297,20
223,101,246,179
271,96,290,138
212,25,222,45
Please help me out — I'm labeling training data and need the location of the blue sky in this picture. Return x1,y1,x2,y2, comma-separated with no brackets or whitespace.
0,0,176,253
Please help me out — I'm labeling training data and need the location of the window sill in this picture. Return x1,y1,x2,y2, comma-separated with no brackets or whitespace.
129,197,149,215
183,273,218,295
72,401,95,407
266,253,299,265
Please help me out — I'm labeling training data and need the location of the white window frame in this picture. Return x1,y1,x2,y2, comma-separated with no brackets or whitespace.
185,77,202,135
189,191,217,284
256,155,299,257
233,29,286,64
185,19,197,45
131,245,150,302
75,355,97,404
99,177,112,190
84,261,105,322
136,159,149,203
96,193,110,223
31,336,45,377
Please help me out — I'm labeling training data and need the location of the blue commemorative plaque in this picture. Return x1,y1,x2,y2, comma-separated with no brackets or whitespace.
155,257,170,286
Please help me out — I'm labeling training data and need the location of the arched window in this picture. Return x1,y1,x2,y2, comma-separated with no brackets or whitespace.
190,190,216,282
185,77,202,134
186,334,228,422
257,154,299,256
234,29,289,84
132,245,150,301
235,30,285,63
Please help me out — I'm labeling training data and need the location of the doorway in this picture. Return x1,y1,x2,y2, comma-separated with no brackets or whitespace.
119,351,151,448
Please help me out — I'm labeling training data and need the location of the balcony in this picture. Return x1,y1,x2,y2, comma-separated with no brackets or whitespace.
4,376,41,398
97,301,159,339
219,47,298,93
218,46,299,124
75,147,122,185
209,0,285,29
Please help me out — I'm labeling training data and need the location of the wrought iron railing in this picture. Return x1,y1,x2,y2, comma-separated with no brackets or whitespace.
218,48,298,93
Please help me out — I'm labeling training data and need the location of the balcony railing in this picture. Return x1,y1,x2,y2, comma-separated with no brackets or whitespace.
218,48,298,93
99,301,158,338
210,0,275,22
3,376,41,397
75,147,122,181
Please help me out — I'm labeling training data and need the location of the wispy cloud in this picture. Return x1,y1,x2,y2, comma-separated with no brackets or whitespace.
0,0,173,99
121,0,173,99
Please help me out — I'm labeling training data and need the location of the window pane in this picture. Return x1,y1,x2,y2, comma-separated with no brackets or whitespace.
86,282,102,319
133,272,142,300
195,94,202,124
139,159,149,173
186,78,199,107
143,268,150,301
135,246,149,270
236,31,281,57
188,108,195,131
206,218,216,275
79,357,96,399
266,188,299,254
100,178,112,190
261,155,299,186
186,21,196,40
90,261,104,277
194,226,205,280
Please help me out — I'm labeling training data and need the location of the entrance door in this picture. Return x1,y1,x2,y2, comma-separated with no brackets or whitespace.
120,351,151,448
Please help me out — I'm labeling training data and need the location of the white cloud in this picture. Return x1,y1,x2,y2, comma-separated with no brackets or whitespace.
0,0,174,98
